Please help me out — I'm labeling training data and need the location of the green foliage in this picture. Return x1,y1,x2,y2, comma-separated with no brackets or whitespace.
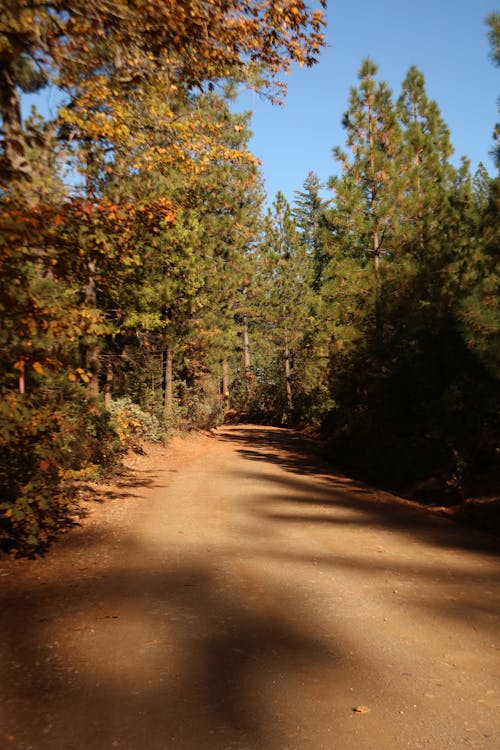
1,10,499,553
0,385,122,551
322,299,499,490
246,192,315,424
313,62,500,493
293,171,331,287
486,12,500,67
486,13,500,167
106,397,166,447
11,54,47,93
0,0,324,552
0,395,69,550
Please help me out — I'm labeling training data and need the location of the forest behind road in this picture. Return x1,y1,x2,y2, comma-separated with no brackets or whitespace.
2,8,499,747
1,425,499,750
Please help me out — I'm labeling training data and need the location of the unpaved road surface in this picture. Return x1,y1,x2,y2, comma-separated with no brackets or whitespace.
1,425,500,750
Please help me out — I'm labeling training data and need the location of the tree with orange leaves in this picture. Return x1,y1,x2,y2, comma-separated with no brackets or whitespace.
1,0,326,184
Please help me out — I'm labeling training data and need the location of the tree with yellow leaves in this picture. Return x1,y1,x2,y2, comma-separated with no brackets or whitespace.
1,0,326,185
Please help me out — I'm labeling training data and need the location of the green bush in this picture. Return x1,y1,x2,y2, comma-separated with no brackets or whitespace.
0,393,77,551
0,389,125,552
106,397,167,447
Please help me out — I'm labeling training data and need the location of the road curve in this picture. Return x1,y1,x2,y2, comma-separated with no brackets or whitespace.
1,424,499,749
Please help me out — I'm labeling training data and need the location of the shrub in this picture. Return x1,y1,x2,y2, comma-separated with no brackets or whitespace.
106,397,166,448
0,389,124,552
0,393,78,551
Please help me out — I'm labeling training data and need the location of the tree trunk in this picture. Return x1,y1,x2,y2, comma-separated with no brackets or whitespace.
104,360,114,408
284,339,293,423
162,344,173,422
85,342,100,409
368,100,383,340
374,229,382,338
221,359,230,414
18,360,25,394
0,63,32,183
83,262,100,409
412,101,425,255
243,316,252,398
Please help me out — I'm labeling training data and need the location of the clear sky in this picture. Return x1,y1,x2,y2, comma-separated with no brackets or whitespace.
22,0,498,205
234,0,499,205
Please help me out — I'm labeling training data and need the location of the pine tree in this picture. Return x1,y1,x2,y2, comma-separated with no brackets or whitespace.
328,59,402,337
293,171,331,288
318,59,499,489
254,192,313,423
397,67,455,266
473,162,492,212
88,89,265,426
486,13,500,167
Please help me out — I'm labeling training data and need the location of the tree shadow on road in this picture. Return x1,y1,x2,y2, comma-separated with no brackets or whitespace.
217,425,500,558
215,426,500,642
0,543,346,750
2,429,499,749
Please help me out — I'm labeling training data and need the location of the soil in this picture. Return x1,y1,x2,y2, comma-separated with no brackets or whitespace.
1,424,499,749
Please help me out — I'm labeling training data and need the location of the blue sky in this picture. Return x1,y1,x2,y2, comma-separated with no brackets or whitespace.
23,0,498,205
234,0,499,205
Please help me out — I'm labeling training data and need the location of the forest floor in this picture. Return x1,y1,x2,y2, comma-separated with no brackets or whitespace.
1,424,500,750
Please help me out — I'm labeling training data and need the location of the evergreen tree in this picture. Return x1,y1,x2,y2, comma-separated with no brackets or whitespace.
94,91,264,426
395,67,473,325
293,171,331,288
486,12,500,167
317,59,499,490
397,67,455,264
473,162,492,211
254,192,313,424
328,59,402,336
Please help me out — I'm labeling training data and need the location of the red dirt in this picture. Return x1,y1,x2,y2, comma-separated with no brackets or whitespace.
1,425,499,749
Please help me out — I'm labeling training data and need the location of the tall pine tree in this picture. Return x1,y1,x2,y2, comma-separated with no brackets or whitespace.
328,59,402,337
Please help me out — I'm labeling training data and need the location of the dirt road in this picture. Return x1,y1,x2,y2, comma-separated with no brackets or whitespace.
1,425,500,750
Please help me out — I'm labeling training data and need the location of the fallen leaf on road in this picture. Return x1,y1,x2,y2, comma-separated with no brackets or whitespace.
352,705,371,714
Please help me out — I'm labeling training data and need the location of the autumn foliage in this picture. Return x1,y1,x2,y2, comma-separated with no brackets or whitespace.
1,6,498,552
0,1,326,550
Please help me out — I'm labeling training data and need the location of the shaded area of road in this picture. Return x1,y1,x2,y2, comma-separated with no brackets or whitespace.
1,425,499,749
222,425,500,557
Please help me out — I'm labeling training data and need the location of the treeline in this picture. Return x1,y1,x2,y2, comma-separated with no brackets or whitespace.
1,4,498,551
0,0,325,548
243,51,500,494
